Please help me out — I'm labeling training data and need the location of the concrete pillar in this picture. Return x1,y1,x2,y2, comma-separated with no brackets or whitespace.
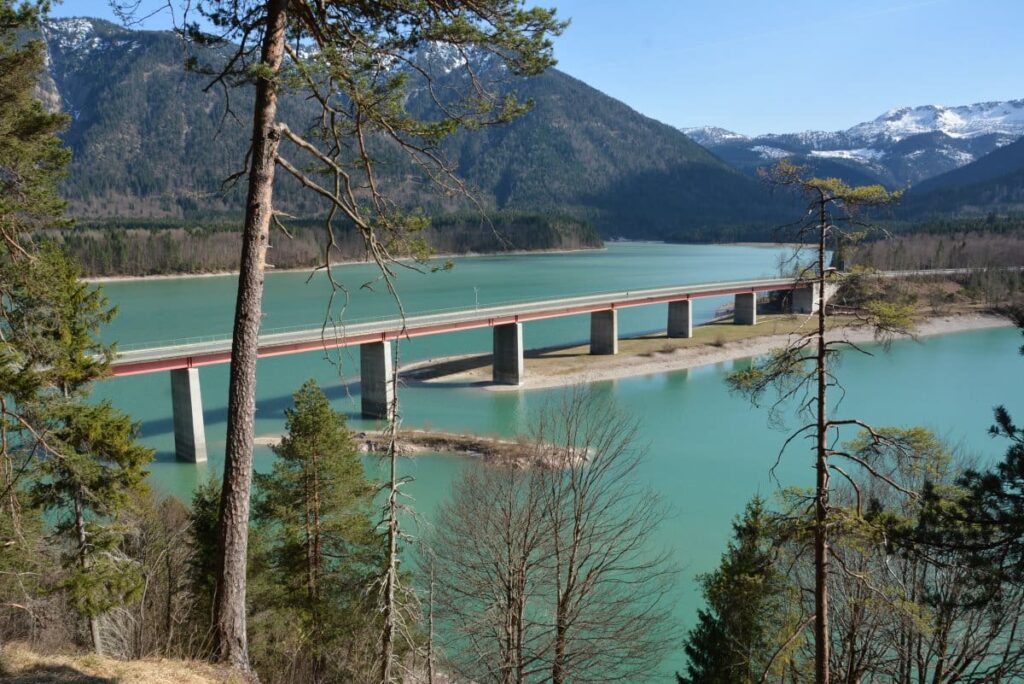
590,310,618,355
793,282,838,314
792,283,819,314
667,300,693,338
735,292,757,325
170,368,207,463
361,341,394,420
493,322,524,385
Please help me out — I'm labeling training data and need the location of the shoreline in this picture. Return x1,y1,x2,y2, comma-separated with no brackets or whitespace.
82,245,606,283
254,428,572,467
81,241,802,283
401,313,1013,393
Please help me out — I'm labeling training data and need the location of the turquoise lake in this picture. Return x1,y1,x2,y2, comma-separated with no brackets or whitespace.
92,242,1022,678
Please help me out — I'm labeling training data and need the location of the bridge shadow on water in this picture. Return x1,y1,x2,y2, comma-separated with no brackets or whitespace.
138,379,363,441
138,329,671,442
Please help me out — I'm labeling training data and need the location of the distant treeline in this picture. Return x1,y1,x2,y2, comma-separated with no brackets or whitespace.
50,212,602,277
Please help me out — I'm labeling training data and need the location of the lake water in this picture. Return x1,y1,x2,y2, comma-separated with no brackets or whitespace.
92,242,1022,678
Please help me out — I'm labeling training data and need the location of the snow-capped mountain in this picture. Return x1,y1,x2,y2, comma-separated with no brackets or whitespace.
850,101,1024,142
685,100,1024,188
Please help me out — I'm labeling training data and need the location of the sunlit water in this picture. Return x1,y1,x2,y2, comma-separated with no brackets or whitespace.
92,242,1022,678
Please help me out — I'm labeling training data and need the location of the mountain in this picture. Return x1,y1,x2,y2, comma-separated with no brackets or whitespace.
686,101,1024,189
40,17,783,238
900,136,1024,217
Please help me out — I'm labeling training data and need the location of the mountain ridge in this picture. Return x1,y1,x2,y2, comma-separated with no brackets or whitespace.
39,16,786,239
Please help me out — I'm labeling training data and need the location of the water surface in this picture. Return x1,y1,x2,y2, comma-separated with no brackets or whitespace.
92,243,1022,678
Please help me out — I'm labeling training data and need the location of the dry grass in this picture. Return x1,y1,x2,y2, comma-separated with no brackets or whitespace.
404,314,855,384
0,643,238,684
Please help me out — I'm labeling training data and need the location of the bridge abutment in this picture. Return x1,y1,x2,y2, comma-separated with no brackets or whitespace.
170,368,207,463
590,310,618,355
361,341,394,420
734,292,757,325
667,300,693,338
493,322,524,385
793,282,838,313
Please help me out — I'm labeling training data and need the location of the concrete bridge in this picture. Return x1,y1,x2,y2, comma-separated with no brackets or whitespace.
112,276,832,463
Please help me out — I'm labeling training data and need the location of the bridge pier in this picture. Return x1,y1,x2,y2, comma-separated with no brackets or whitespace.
734,292,757,325
590,310,618,355
667,300,693,338
361,341,394,420
170,368,207,463
493,322,524,385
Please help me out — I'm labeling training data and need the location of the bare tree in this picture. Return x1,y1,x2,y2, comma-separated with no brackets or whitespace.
534,387,678,683
429,386,678,683
428,448,550,683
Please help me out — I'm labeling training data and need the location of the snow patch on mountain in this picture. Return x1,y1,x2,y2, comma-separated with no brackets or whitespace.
750,145,791,160
43,17,96,51
682,126,749,146
809,148,885,163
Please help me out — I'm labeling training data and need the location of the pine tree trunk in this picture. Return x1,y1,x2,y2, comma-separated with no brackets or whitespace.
212,0,289,673
814,198,831,684
74,486,103,656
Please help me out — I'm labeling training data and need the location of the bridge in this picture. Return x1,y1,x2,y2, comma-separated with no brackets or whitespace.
113,276,831,463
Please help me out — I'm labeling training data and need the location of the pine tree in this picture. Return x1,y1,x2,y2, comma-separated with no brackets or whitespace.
160,3,566,672
251,379,381,682
728,160,908,684
678,498,798,684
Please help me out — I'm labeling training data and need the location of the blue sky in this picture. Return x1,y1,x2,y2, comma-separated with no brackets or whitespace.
52,0,1024,135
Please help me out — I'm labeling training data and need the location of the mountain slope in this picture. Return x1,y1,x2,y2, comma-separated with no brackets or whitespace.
686,100,1024,189
901,136,1024,216
41,17,782,238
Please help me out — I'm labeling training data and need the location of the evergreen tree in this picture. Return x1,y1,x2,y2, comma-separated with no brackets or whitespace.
678,498,798,684
251,380,381,682
1,1,152,653
0,0,71,545
24,248,153,655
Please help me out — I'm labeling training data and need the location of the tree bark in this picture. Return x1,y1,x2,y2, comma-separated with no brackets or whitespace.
814,196,831,684
74,485,102,656
212,0,289,673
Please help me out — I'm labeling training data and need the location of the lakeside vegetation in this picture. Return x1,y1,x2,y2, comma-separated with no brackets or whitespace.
50,213,603,277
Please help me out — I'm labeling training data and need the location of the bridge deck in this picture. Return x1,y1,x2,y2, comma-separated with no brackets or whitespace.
110,276,801,377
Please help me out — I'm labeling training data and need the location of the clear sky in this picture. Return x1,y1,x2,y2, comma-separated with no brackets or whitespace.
51,0,1024,136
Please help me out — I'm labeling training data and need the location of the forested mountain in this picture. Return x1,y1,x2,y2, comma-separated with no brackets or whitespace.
899,136,1024,217
686,101,1024,189
41,17,785,238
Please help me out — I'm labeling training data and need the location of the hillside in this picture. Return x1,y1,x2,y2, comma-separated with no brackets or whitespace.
41,17,784,239
899,137,1024,217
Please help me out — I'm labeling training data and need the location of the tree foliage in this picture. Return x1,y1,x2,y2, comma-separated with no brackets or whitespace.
249,380,383,683
678,498,801,684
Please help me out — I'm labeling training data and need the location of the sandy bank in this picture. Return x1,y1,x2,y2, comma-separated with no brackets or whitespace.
255,428,570,467
401,313,1013,393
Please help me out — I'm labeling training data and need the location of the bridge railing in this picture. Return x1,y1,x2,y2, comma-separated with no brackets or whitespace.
112,275,793,355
